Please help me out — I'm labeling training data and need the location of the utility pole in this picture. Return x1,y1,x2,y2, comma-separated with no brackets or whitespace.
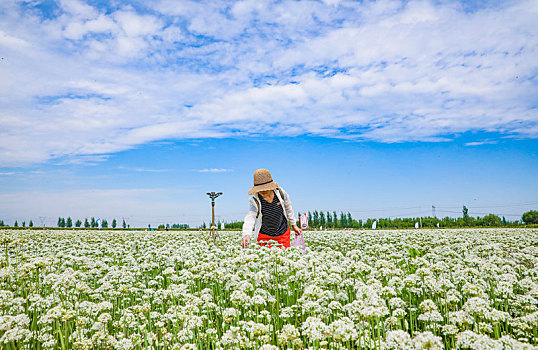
206,192,222,243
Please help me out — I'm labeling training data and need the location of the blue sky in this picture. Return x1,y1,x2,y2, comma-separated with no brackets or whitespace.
0,0,537,227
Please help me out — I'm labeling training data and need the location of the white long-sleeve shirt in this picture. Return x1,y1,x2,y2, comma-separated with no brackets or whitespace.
242,187,296,241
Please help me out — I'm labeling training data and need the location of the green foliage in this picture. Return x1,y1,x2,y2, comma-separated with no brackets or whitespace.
482,214,501,226
327,212,334,227
522,210,538,224
0,220,4,226
84,218,90,228
90,217,96,228
171,223,189,229
29,220,33,227
57,217,66,228
224,221,242,229
102,219,108,228
14,220,18,227
112,218,117,228
122,219,127,229
66,217,72,228
462,205,472,226
75,220,82,227
340,211,346,228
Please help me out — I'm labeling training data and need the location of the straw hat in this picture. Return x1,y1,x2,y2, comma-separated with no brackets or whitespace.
248,168,279,195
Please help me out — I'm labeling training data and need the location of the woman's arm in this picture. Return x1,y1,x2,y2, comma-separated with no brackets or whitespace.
241,198,258,247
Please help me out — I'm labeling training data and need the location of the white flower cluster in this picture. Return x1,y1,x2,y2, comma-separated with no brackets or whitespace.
0,228,536,349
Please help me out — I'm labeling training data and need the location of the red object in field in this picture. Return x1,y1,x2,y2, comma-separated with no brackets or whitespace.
257,226,290,248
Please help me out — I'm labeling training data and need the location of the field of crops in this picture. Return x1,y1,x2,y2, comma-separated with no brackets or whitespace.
0,228,537,349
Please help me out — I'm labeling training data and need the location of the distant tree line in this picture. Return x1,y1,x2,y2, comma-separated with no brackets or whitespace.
224,221,244,229
0,220,34,227
1,209,537,229
53,217,128,228
212,208,538,230
297,207,538,229
302,211,358,228
157,224,190,229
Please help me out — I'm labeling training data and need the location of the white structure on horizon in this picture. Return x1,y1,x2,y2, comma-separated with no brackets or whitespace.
372,221,377,230
415,222,419,229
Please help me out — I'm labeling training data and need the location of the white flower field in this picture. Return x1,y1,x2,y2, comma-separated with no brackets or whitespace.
0,228,537,349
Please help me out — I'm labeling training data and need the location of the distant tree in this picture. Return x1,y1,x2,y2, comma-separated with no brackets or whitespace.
75,219,82,227
326,211,332,228
502,216,507,225
66,217,73,228
462,205,471,226
201,222,206,229
307,212,312,227
112,219,117,228
84,218,90,228
148,224,151,229
166,224,170,229
22,221,26,227
347,212,353,227
57,217,62,227
122,219,126,229
102,219,108,228
483,214,501,226
0,220,3,226
522,210,538,224
14,220,18,227
29,220,33,227
312,211,319,227
222,221,238,229
340,212,347,228
90,217,96,228
319,211,326,228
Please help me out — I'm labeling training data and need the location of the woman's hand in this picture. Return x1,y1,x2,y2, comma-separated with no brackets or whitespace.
241,235,251,248
292,224,302,235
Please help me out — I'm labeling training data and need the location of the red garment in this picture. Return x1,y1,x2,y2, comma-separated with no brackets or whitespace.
257,226,290,248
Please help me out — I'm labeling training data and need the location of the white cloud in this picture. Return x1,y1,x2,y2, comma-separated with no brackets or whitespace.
0,0,536,166
196,168,233,173
465,141,498,146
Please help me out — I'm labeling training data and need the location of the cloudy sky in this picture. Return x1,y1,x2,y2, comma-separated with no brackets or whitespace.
1,0,537,227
